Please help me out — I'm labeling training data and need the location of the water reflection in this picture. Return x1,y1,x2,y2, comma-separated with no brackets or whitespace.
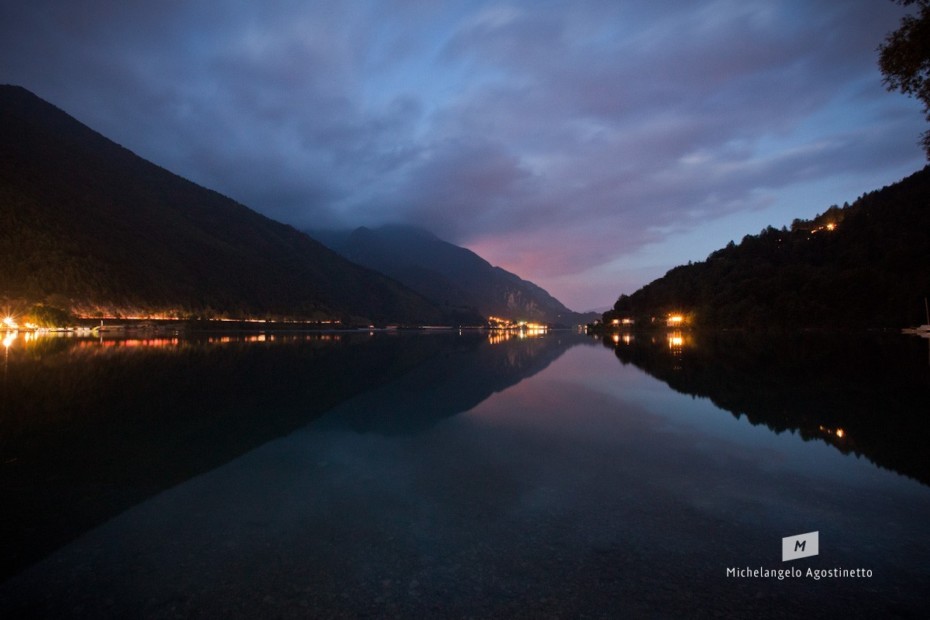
0,330,346,352
3,335,928,618
314,331,573,435
486,327,549,345
0,331,573,581
601,330,930,485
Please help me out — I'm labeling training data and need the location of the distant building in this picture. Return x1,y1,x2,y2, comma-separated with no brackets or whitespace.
667,315,684,327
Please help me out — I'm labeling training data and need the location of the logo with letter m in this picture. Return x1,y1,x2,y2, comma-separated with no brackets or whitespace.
782,531,819,562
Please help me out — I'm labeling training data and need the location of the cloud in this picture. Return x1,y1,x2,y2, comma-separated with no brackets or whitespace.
0,0,925,309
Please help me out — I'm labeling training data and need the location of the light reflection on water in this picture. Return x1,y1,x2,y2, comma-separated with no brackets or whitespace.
0,330,347,350
1,332,929,618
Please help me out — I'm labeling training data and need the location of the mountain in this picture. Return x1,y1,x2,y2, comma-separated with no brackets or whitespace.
310,224,592,326
605,166,930,329
0,85,448,325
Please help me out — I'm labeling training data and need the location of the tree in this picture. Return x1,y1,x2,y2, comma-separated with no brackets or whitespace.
879,0,930,158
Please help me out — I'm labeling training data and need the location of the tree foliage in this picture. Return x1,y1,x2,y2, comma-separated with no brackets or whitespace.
879,0,930,158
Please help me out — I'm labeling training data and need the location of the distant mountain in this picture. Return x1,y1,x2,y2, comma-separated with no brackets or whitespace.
310,224,593,326
605,167,930,329
0,85,450,325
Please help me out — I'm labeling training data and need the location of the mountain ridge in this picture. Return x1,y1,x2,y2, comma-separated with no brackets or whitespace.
310,224,594,326
0,85,457,325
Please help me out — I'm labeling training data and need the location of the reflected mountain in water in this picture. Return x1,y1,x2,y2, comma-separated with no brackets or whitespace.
315,330,579,435
0,331,574,582
603,330,930,486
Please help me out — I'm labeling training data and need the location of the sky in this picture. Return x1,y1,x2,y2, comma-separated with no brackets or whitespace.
1,0,926,311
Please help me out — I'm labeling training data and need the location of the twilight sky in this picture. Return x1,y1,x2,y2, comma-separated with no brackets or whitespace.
1,1,926,311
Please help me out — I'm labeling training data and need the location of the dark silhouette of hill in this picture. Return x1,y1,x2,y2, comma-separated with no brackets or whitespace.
0,85,447,324
311,224,594,326
605,167,930,328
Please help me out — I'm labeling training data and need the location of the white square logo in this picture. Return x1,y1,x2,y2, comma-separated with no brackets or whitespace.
782,531,819,562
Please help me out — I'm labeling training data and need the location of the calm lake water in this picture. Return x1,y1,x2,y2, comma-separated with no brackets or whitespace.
1,329,929,618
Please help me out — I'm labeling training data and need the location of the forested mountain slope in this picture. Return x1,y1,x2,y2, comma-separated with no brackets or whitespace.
0,85,447,324
606,167,930,328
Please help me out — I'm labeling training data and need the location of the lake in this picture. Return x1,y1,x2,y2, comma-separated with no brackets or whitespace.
1,329,929,618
